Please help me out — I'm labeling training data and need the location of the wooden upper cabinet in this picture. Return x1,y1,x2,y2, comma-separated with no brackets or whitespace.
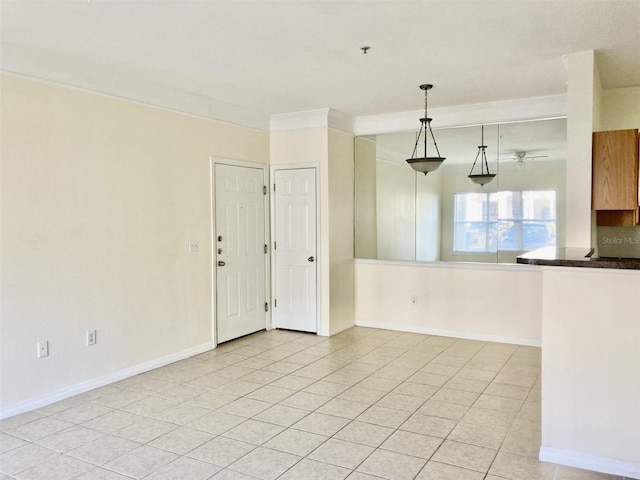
592,129,639,220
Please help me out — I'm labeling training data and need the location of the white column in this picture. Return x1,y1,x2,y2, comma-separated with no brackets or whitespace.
565,50,601,247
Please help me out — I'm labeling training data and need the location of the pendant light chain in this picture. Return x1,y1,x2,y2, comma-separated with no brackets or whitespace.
424,86,443,160
481,126,491,174
423,89,428,159
406,83,446,175
480,125,486,174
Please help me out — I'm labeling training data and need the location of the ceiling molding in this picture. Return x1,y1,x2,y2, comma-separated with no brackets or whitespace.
328,109,356,134
0,71,272,131
353,94,568,136
8,70,566,136
268,95,567,135
270,109,331,132
270,108,354,133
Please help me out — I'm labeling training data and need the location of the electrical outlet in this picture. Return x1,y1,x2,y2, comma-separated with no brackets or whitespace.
37,341,49,358
86,329,96,346
411,295,418,306
188,240,199,253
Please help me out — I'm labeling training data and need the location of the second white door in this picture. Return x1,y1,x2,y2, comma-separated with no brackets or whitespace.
273,168,317,333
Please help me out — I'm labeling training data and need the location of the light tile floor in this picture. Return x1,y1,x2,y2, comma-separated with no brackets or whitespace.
0,327,630,480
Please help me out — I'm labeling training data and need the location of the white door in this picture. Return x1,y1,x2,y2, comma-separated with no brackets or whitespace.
215,163,267,343
273,168,317,332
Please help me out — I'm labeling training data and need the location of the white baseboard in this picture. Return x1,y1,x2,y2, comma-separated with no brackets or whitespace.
316,327,331,337
540,446,640,479
315,320,356,337
355,319,542,347
330,321,356,336
0,342,214,420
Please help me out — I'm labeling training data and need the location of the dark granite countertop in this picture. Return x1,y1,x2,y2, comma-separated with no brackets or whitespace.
516,247,640,270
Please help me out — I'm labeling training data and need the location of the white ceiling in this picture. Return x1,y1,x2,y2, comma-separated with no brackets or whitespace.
2,1,639,130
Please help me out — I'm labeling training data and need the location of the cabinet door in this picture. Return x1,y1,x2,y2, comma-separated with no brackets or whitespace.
592,129,639,210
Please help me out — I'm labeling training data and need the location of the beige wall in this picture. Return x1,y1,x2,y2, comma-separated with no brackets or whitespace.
540,268,640,473
600,86,640,131
355,261,542,345
269,129,328,165
0,74,269,412
328,129,355,334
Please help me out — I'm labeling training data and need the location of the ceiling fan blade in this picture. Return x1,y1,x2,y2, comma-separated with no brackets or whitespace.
499,153,549,161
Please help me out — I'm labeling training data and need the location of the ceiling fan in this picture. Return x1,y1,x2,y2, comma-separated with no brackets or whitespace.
501,151,549,166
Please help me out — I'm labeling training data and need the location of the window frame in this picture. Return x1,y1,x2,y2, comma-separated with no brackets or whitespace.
453,189,557,253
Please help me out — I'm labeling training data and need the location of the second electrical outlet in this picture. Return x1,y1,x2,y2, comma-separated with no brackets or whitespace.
86,329,97,346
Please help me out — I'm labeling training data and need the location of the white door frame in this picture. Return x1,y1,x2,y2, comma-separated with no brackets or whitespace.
210,157,270,346
270,163,321,334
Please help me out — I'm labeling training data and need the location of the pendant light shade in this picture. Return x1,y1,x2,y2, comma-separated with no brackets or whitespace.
468,125,496,186
406,84,446,175
468,172,496,186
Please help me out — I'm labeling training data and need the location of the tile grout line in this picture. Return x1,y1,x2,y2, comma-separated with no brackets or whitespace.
416,338,510,479
477,343,534,480
2,329,613,480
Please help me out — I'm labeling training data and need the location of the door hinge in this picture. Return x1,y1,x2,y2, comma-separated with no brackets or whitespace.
264,244,268,254
274,299,277,307
274,241,277,250
265,302,269,312
263,185,267,195
273,184,276,192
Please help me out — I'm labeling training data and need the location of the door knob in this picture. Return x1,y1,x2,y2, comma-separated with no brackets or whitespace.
218,261,226,267
308,256,315,262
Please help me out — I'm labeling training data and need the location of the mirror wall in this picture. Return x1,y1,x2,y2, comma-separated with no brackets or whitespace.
354,118,567,263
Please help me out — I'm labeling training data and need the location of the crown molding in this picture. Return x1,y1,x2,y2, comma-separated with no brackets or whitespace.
270,108,355,133
353,94,568,136
1,71,271,131
5,72,567,135
328,109,356,134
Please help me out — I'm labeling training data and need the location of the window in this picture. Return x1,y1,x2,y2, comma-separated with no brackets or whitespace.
454,190,556,252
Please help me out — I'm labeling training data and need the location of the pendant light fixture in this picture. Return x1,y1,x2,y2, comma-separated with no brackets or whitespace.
406,84,446,175
468,125,496,186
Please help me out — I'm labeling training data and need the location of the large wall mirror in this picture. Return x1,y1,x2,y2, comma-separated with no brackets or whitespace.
354,118,567,263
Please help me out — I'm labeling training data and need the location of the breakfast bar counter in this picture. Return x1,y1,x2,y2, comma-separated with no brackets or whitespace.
516,246,640,270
